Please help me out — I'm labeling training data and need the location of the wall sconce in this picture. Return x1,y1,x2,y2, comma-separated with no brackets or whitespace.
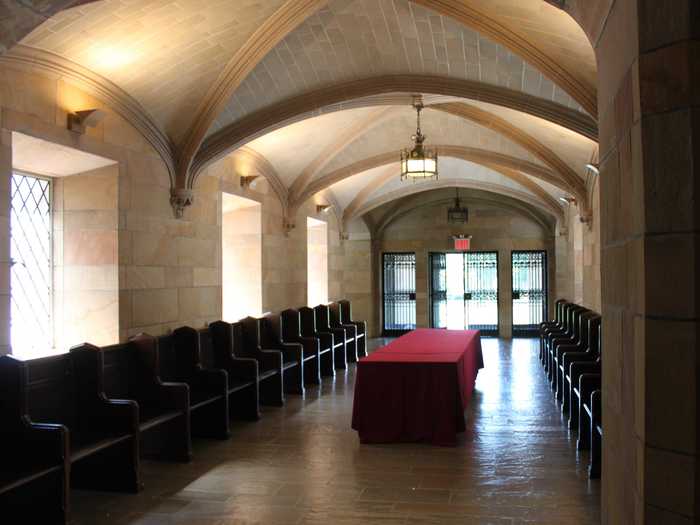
559,196,577,205
240,175,260,189
316,204,331,214
67,109,105,134
585,163,600,175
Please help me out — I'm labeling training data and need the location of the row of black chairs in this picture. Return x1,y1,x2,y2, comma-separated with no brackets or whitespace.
539,299,602,479
0,300,366,524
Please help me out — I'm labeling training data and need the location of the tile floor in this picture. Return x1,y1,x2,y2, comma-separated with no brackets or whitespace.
69,337,600,524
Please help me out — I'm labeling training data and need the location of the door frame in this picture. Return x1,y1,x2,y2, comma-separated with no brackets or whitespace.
381,251,417,337
510,249,548,337
428,250,499,336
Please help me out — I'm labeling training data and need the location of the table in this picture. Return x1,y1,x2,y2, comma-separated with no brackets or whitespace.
351,329,483,446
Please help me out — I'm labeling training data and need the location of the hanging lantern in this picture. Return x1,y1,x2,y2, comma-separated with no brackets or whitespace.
400,97,438,181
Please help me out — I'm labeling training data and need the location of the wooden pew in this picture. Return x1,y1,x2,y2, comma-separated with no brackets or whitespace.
202,324,261,421
539,299,568,364
0,355,69,523
228,318,284,406
313,304,349,370
281,308,334,378
545,304,587,380
159,328,230,440
101,335,191,462
564,320,601,430
298,306,340,376
338,300,367,358
552,311,600,402
328,302,358,363
571,325,602,445
19,345,142,497
258,314,306,394
273,310,324,386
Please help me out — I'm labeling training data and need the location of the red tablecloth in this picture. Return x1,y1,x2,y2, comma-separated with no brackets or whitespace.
351,329,484,446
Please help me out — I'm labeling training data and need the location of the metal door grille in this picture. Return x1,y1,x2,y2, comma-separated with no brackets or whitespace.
464,252,499,335
382,252,416,335
512,250,547,337
429,252,447,328
10,173,52,356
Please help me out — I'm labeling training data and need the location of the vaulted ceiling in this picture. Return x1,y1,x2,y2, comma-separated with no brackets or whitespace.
3,0,598,229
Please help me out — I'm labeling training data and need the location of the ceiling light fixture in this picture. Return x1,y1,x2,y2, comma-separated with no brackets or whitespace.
316,204,331,214
400,96,438,181
447,188,469,223
559,196,577,205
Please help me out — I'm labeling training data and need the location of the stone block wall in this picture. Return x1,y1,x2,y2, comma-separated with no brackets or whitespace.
372,200,556,337
0,63,346,355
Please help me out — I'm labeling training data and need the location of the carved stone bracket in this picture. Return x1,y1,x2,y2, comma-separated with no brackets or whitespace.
283,217,296,236
170,188,194,219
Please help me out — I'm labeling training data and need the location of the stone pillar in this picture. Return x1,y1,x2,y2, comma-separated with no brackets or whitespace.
0,130,10,356
598,1,700,522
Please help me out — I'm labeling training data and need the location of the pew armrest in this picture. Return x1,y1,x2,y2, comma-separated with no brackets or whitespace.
97,397,139,435
227,357,258,382
2,420,69,471
154,382,190,412
192,367,228,395
278,342,303,363
579,373,601,405
591,390,602,428
565,355,598,379
259,350,283,371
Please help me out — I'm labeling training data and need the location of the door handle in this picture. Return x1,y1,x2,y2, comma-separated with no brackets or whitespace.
464,292,472,300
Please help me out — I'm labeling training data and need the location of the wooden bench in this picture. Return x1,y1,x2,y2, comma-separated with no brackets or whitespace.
258,314,305,395
300,306,344,372
225,319,284,406
313,304,349,369
159,327,230,439
0,355,69,523
328,302,358,363
564,321,601,431
539,299,568,364
571,324,602,448
281,308,334,378
338,300,367,358
101,335,191,462
206,322,261,421
552,311,599,402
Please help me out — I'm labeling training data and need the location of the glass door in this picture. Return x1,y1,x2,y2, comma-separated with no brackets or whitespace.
382,252,416,335
429,251,499,334
464,252,499,335
512,250,547,336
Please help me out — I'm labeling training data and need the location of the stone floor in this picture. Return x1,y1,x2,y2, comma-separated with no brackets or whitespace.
70,337,601,524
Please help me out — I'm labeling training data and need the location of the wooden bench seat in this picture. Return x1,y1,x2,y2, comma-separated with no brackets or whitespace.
328,302,358,363
281,308,334,378
262,312,314,391
162,327,230,440
101,335,191,462
0,355,69,523
208,321,263,418
338,300,367,358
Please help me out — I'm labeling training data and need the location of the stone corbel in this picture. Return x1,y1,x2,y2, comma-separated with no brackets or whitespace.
283,217,295,236
579,211,593,231
339,231,349,242
170,188,194,219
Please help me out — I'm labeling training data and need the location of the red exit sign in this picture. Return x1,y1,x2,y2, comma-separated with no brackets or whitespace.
454,237,471,251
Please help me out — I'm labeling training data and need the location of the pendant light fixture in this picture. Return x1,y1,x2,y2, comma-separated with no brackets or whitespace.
447,188,469,223
400,96,438,181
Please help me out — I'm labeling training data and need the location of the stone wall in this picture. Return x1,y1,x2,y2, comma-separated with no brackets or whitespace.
372,199,556,337
0,63,346,355
53,164,119,350
592,1,700,522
